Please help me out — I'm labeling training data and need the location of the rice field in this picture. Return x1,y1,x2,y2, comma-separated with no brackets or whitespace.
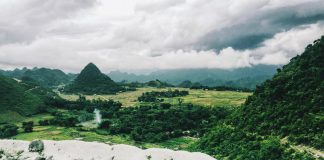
59,87,251,107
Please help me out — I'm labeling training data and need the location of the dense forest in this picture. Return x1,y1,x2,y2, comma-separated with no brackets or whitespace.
196,36,324,159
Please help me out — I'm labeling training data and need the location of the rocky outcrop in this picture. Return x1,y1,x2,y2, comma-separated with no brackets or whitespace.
0,140,216,160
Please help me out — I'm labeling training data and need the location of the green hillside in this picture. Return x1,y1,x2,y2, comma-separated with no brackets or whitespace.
0,76,45,123
235,37,324,149
22,68,71,87
0,67,74,88
64,63,124,94
196,36,324,159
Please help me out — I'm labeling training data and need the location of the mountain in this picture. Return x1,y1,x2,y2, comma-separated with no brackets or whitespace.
64,63,123,94
0,67,74,87
22,68,71,87
0,67,29,78
197,36,324,159
0,76,51,123
108,65,279,89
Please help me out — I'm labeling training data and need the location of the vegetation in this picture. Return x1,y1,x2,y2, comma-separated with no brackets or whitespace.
234,36,324,149
59,87,250,107
22,121,34,133
104,104,231,143
197,124,315,160
189,84,252,92
0,67,74,88
195,36,324,159
0,76,50,123
64,63,124,94
138,90,189,102
0,124,18,138
1,37,323,160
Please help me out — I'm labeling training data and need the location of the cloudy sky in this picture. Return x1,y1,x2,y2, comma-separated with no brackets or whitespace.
0,0,323,73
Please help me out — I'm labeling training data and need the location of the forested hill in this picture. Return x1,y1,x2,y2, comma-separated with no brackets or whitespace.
236,36,324,148
0,67,74,87
197,36,324,159
64,63,124,94
0,76,52,123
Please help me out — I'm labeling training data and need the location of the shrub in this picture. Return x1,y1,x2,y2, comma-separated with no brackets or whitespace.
22,121,34,133
28,140,44,153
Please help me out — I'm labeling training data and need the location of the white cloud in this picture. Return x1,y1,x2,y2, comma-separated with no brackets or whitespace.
0,0,323,73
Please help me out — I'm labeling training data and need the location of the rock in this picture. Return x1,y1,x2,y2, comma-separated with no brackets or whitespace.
0,140,216,160
29,140,44,153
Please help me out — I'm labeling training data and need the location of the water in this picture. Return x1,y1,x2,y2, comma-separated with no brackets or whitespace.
94,109,102,124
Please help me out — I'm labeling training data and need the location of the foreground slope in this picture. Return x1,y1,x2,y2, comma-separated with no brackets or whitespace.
64,63,123,94
197,36,324,159
0,140,215,160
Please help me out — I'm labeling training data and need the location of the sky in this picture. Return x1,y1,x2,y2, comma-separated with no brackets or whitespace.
0,0,323,73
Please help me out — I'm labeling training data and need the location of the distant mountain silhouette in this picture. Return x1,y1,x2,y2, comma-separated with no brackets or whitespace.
108,65,279,89
0,67,74,88
64,63,123,94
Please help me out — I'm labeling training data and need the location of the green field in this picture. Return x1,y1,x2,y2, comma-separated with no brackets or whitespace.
59,87,251,107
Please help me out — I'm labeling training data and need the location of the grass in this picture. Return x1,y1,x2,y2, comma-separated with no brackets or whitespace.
12,125,196,150
0,111,25,124
59,87,251,107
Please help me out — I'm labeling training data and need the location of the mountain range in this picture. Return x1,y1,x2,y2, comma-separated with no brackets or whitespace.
108,65,280,89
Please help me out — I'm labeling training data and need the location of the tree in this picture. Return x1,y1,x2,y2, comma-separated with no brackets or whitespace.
0,124,18,138
99,120,111,129
22,121,34,133
177,98,184,105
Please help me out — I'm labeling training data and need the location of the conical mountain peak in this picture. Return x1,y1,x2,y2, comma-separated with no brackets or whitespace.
65,63,124,94
80,63,101,75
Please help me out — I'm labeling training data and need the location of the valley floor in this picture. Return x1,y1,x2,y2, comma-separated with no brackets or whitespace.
58,87,250,107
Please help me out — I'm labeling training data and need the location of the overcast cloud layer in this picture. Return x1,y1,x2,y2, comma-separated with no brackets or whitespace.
0,0,323,73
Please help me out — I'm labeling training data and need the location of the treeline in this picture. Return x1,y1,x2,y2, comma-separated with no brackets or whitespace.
44,96,122,126
138,90,189,102
119,79,174,88
190,85,252,92
45,95,121,112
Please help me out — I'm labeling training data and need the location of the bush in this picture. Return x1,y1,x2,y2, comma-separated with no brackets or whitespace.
0,124,18,138
22,121,34,133
38,120,50,126
28,140,44,153
99,120,111,129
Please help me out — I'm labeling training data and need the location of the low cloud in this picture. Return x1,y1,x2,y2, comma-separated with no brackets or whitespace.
0,0,323,73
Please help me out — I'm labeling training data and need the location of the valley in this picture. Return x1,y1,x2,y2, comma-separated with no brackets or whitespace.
5,87,249,151
0,37,323,160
